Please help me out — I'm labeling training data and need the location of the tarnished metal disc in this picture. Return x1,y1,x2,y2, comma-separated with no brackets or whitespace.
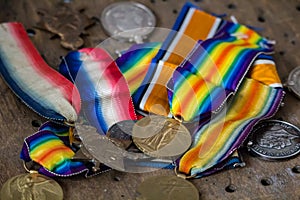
286,67,300,99
75,123,173,173
101,2,156,43
132,115,192,158
0,173,63,200
247,120,300,160
136,175,199,200
106,120,136,149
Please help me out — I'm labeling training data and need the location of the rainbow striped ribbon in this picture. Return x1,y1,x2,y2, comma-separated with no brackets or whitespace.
132,3,223,116
117,42,283,176
168,21,274,121
116,42,161,95
20,124,88,177
59,48,137,133
179,77,284,176
0,22,81,123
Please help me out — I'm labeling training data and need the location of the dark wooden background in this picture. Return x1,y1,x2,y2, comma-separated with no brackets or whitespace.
0,0,300,199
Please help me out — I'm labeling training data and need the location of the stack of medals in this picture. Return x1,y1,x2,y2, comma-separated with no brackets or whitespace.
1,2,299,200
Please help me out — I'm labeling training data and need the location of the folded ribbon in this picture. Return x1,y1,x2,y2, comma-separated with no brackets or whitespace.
132,3,223,116
59,48,137,133
20,122,88,177
0,22,81,123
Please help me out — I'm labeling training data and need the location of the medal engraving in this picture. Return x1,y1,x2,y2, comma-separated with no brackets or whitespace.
248,120,300,160
136,176,199,200
133,115,191,158
0,173,63,200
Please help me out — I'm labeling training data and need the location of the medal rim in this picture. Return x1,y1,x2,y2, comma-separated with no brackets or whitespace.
100,2,156,40
287,66,300,99
248,120,300,160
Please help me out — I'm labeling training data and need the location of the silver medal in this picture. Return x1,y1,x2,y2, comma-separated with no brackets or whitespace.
286,66,300,99
247,120,300,160
101,2,156,43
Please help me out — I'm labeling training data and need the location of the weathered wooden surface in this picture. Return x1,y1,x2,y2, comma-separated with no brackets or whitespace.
0,0,299,199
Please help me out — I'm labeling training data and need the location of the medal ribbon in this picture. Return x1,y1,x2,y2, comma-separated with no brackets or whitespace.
20,122,89,177
116,3,283,176
168,21,274,121
59,48,137,133
179,75,284,176
11,2,283,178
0,22,81,123
132,3,223,116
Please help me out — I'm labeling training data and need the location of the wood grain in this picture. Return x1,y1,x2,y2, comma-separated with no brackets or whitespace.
0,0,299,199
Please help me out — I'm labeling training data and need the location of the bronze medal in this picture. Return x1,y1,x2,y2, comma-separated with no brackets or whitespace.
136,175,199,200
0,173,63,200
132,115,192,158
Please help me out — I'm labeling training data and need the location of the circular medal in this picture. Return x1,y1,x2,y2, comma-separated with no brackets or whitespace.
136,175,199,200
247,120,300,160
286,66,300,99
106,120,136,149
0,173,63,200
75,123,172,173
101,2,156,43
132,115,192,158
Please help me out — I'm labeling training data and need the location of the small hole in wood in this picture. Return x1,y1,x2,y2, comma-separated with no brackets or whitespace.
91,16,100,22
291,40,296,45
31,120,42,127
279,51,285,56
194,0,203,2
79,8,85,13
261,178,273,186
50,34,60,40
283,33,288,38
150,0,155,3
296,5,300,11
26,29,36,37
225,184,236,193
121,194,125,198
292,165,300,173
227,3,236,9
257,16,265,23
173,9,178,14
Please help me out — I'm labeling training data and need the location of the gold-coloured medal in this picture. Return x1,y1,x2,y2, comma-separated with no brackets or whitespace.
132,115,191,158
0,173,63,200
136,175,199,200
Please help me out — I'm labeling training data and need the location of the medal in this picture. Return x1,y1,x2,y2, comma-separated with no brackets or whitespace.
285,66,300,99
75,122,174,173
136,174,199,200
1,162,63,200
101,2,156,44
132,115,192,158
0,173,63,200
247,120,300,160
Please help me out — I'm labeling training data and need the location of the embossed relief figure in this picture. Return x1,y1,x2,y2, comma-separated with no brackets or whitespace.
258,128,299,150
